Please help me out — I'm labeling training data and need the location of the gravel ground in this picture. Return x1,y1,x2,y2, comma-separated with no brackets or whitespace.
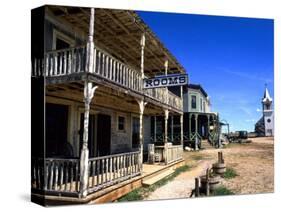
145,137,274,200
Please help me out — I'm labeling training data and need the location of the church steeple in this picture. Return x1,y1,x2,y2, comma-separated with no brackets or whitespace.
262,84,272,111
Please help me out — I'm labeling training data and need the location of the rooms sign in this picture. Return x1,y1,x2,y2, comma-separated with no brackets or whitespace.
143,74,188,89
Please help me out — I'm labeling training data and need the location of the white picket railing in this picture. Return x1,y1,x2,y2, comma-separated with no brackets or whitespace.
32,45,183,111
87,151,141,193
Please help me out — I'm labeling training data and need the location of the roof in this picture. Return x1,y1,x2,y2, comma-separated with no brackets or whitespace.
45,5,186,77
187,84,208,98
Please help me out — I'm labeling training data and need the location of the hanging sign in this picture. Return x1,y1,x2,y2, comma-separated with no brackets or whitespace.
143,74,188,89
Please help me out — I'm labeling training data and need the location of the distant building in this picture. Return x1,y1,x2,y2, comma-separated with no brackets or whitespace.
255,86,274,136
182,84,220,147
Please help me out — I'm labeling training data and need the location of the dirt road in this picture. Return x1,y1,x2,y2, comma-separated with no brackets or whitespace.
145,137,274,200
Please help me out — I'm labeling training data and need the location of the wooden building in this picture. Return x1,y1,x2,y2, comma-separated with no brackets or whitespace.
31,5,186,204
182,84,220,149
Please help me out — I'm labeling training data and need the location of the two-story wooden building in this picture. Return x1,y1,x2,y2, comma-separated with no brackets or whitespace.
182,84,220,149
31,5,186,205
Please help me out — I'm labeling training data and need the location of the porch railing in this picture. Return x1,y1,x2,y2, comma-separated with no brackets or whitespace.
166,145,183,164
32,45,183,111
31,158,80,196
31,151,141,196
87,150,141,193
154,144,183,164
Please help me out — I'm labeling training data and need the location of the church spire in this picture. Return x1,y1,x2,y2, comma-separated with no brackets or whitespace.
262,84,272,103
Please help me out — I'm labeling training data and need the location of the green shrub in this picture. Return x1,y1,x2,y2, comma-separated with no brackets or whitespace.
212,186,234,196
224,167,238,179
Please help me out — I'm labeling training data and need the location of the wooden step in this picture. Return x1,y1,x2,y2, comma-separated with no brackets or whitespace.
142,169,174,186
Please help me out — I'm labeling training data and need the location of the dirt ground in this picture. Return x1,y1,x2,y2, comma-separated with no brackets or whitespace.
145,137,274,200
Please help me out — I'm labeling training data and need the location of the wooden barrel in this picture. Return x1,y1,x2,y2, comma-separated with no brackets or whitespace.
200,175,221,191
212,162,226,175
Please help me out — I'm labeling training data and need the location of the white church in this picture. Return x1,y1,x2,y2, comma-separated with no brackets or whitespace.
255,86,274,137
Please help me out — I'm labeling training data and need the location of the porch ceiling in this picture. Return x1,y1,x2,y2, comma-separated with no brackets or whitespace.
46,82,177,115
46,5,186,77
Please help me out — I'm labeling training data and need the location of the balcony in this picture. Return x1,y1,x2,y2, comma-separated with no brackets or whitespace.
32,45,183,111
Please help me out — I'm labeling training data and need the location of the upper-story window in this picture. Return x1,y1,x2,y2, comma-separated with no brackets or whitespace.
191,95,197,109
203,101,206,112
52,30,75,50
200,98,203,111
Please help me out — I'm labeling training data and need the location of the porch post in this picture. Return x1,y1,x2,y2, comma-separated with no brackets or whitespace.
180,85,183,146
80,81,98,197
86,8,95,74
154,116,157,143
164,109,169,164
171,115,174,142
189,113,192,140
180,114,184,146
137,99,147,171
79,8,97,198
194,114,199,151
140,33,145,79
207,114,210,136
164,60,169,104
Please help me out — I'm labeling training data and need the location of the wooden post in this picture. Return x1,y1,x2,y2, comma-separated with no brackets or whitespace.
206,168,210,196
195,114,199,151
164,60,169,104
171,115,174,142
189,114,192,140
86,8,95,74
80,81,98,197
137,99,147,172
195,177,200,197
140,33,145,80
180,114,184,146
154,116,157,143
207,114,210,137
164,109,169,164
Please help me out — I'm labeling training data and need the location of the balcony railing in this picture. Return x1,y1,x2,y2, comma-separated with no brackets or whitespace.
32,45,183,111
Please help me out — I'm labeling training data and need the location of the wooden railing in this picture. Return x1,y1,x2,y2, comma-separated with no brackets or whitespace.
31,158,80,196
87,151,141,193
32,45,183,111
31,151,141,196
154,144,183,164
166,145,183,164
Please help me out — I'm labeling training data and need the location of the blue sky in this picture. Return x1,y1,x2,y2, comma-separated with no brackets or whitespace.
138,11,274,132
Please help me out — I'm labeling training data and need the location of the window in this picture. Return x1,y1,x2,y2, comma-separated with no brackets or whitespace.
203,101,206,112
52,30,75,50
200,98,203,111
267,118,271,123
118,116,125,131
191,95,197,109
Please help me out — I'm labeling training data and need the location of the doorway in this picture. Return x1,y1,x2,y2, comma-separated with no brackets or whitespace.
46,103,71,157
79,113,111,157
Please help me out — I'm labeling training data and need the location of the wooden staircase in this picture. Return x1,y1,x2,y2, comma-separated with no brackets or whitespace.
200,139,213,150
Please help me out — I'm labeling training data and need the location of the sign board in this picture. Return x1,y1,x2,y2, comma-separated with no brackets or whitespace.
143,74,188,89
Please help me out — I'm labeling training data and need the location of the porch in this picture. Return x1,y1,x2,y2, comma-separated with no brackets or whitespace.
185,112,220,149
31,154,185,205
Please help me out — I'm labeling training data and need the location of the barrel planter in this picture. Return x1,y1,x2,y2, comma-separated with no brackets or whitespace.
200,175,221,192
212,162,226,175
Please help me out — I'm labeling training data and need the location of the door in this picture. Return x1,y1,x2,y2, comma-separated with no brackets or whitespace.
97,114,111,156
46,103,70,157
132,117,140,149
